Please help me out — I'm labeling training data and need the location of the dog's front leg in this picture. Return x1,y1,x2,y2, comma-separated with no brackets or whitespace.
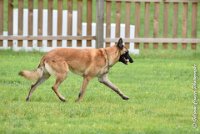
75,76,91,102
98,74,129,100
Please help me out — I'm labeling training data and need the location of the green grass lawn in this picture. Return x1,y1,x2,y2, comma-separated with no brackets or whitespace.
0,49,200,134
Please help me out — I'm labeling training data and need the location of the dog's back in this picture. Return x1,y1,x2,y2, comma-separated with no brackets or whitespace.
40,48,108,77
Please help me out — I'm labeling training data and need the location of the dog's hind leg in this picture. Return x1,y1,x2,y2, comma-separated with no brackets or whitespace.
98,74,129,100
45,60,68,102
52,73,67,102
26,73,50,101
75,76,91,102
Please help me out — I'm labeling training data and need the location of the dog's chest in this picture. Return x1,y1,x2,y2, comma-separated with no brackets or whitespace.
98,65,109,76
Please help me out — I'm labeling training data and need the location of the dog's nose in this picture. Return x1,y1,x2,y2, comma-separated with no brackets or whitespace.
129,60,134,63
129,59,134,63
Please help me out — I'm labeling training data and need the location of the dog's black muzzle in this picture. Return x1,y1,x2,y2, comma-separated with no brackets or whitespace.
119,51,134,65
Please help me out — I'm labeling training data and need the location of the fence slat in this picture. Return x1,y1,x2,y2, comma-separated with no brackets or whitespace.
57,0,63,47
106,1,111,47
115,1,121,38
28,0,33,47
144,2,150,49
172,2,178,49
48,0,53,47
134,2,140,49
0,0,3,46
87,0,92,47
191,2,198,49
182,2,188,49
38,0,43,47
67,0,73,47
77,0,83,47
125,2,131,48
153,2,159,49
8,0,13,47
163,2,169,49
18,0,24,47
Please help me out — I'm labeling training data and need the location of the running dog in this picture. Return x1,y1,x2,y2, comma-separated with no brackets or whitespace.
19,38,133,102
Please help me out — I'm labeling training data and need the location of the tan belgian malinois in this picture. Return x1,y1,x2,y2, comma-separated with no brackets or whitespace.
19,38,133,102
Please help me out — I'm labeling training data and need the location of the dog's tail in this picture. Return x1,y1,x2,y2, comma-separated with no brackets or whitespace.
19,67,43,81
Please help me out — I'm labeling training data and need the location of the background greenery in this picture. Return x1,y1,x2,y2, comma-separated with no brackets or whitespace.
0,48,199,134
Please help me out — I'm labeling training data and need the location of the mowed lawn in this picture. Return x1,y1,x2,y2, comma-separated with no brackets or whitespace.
0,49,199,134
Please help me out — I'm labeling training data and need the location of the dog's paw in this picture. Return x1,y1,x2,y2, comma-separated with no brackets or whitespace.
122,96,129,100
59,97,66,102
26,97,30,102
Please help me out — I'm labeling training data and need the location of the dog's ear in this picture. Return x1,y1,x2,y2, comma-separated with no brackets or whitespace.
117,38,123,49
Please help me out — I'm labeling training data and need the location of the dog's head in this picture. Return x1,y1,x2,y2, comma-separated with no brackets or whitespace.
117,38,134,65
